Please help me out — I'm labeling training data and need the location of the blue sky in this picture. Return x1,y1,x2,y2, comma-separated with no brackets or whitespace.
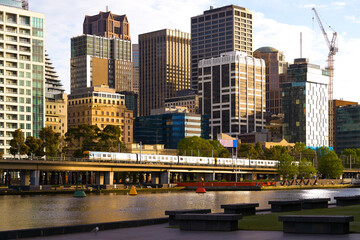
29,0,360,102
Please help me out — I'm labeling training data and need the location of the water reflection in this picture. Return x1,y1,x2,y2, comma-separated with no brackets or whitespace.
1,188,360,231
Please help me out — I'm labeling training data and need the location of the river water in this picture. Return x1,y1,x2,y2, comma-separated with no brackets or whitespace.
1,188,360,231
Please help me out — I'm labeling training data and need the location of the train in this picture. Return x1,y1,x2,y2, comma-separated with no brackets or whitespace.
83,151,280,168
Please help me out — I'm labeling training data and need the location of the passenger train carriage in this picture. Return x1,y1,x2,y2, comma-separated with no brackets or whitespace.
83,151,281,168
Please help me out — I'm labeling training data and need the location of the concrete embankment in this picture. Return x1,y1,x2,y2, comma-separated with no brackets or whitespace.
0,218,169,240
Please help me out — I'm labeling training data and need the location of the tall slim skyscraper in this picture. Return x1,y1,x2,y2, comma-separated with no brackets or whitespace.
71,11,132,94
198,51,266,139
191,5,253,90
282,58,329,147
139,29,191,116
0,4,45,155
254,47,288,115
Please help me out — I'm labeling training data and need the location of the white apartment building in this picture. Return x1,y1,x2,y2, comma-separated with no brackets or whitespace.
282,58,329,147
0,5,45,155
198,51,266,139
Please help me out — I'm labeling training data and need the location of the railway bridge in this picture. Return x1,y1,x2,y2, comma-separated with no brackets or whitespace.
0,158,278,187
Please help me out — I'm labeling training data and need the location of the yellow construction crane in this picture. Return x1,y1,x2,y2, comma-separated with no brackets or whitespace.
312,7,338,148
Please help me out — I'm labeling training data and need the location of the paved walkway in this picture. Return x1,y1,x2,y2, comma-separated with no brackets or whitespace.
28,223,360,240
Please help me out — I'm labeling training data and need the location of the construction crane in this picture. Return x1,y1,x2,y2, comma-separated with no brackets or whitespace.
312,7,338,148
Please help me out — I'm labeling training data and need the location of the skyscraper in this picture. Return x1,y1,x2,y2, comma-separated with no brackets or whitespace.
282,58,329,147
71,11,132,94
139,29,191,116
0,4,45,155
253,47,288,115
198,51,266,139
191,5,253,90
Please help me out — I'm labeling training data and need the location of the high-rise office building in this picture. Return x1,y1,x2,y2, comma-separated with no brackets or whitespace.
83,11,130,40
198,51,266,139
282,58,329,147
70,34,132,93
71,11,132,94
0,5,45,155
253,47,288,115
191,5,253,90
139,29,191,116
44,52,67,137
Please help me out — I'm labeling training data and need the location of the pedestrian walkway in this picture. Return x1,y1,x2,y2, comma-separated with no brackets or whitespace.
28,223,360,240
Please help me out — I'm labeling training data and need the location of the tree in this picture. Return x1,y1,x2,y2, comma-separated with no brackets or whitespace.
177,136,230,157
318,151,344,179
39,127,60,157
298,160,317,179
263,145,288,160
209,140,231,158
9,129,29,158
254,142,264,159
291,142,315,161
277,153,298,179
64,124,100,157
98,125,123,152
238,143,258,159
25,136,43,158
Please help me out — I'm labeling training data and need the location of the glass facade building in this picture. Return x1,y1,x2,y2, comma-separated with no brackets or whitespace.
336,105,360,153
134,113,209,149
282,58,329,147
0,5,45,155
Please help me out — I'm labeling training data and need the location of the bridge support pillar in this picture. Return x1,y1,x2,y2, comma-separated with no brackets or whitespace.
161,171,170,185
96,172,104,185
104,171,114,186
30,170,40,186
205,172,215,182
151,172,160,184
20,170,30,186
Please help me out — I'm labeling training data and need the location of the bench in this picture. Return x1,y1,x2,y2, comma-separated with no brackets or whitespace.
164,209,211,226
301,198,330,209
268,200,302,212
335,195,360,206
221,203,259,216
176,213,242,231
279,215,354,234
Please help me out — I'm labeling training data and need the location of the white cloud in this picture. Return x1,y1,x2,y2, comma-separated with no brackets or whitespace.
345,15,360,24
332,2,346,6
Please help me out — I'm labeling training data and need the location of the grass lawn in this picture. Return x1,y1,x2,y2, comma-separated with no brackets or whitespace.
239,205,360,232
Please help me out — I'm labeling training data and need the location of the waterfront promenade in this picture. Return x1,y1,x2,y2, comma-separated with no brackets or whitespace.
27,223,360,240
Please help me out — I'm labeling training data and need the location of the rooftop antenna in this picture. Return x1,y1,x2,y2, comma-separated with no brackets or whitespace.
300,32,303,58
106,6,108,12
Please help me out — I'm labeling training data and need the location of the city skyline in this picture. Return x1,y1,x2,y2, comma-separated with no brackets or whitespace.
29,0,360,102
